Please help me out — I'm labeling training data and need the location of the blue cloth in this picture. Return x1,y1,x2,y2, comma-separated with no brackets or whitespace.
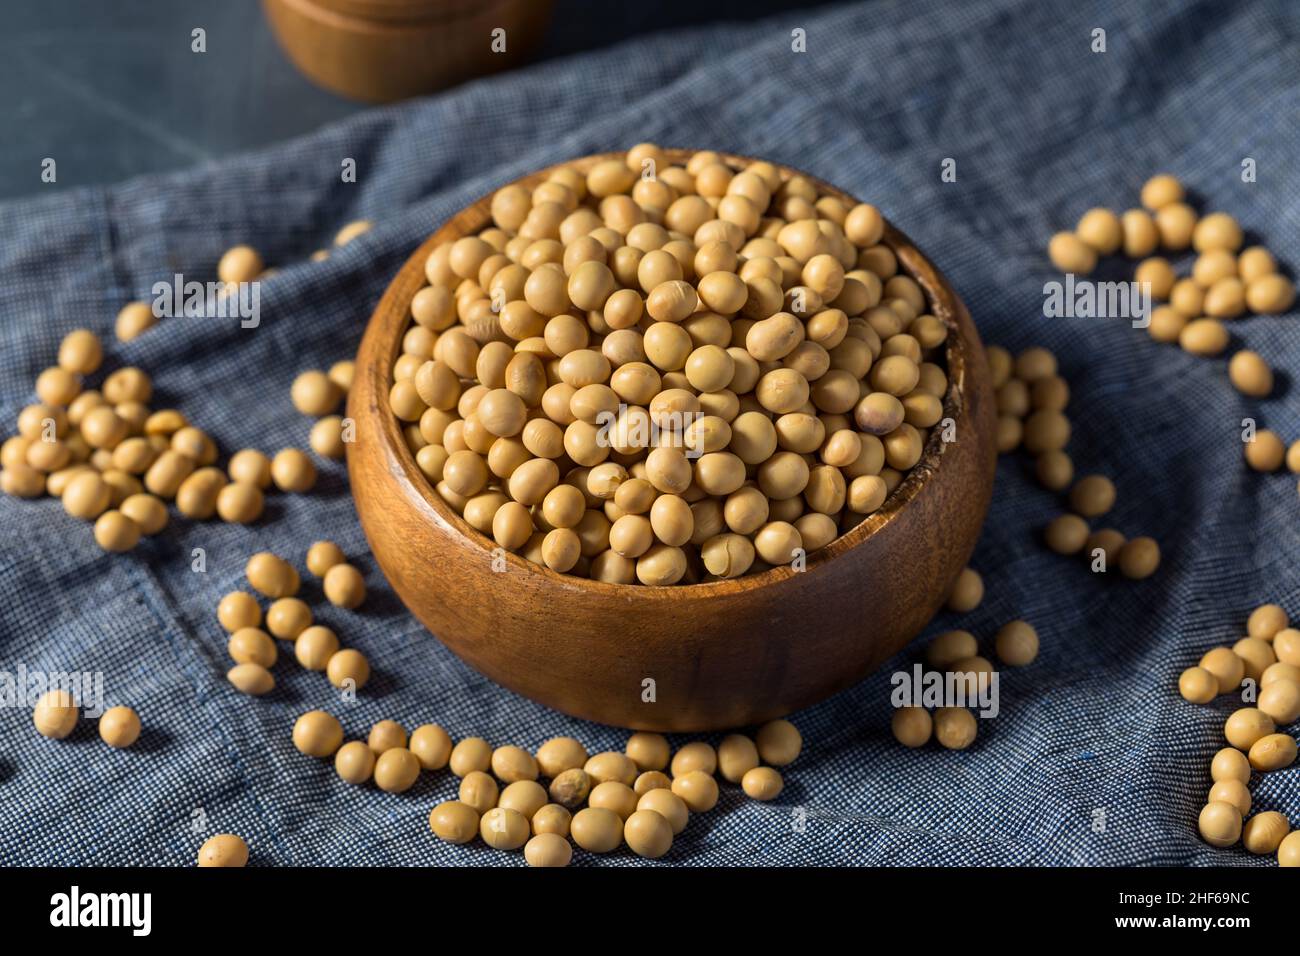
2,0,1298,866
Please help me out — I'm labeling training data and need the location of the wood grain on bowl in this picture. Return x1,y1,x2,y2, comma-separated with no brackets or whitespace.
348,150,997,731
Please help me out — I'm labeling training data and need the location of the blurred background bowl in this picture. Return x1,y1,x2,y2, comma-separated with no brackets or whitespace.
263,0,556,102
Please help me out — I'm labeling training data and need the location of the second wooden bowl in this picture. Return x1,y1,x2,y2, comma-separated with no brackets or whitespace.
349,151,997,731
263,0,555,103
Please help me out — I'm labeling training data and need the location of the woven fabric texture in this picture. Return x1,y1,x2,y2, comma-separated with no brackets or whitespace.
1,0,1298,866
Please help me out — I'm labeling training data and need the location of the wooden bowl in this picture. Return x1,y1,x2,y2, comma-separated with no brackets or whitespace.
262,0,555,103
348,151,997,731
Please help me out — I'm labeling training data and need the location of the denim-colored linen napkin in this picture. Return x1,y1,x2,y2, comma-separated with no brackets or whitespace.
1,0,1297,865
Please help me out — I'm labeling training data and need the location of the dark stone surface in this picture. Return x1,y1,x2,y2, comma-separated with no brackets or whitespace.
1,0,832,199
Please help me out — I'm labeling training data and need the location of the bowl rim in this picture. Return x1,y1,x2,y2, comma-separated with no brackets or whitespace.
359,149,976,599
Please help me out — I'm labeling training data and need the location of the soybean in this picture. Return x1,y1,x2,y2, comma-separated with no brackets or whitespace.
1242,811,1290,855
325,648,370,690
295,625,340,670
626,732,670,772
1198,801,1242,848
571,807,623,853
429,801,480,844
670,770,720,813
227,663,274,696
742,766,784,801
946,567,983,613
624,809,674,858
994,620,1039,667
390,149,949,584
292,710,343,757
197,833,249,867
933,707,977,750
323,563,366,608
33,689,79,739
536,736,589,777
524,832,572,867
335,741,376,784
891,707,933,747
374,748,421,793
532,803,573,838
